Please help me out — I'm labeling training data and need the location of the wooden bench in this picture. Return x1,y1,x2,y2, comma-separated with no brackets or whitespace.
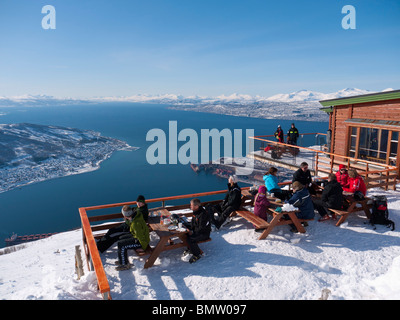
234,208,312,240
328,196,372,227
235,210,270,229
133,238,211,257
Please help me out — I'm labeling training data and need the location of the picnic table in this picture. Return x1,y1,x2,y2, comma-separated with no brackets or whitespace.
328,193,372,227
236,190,312,240
241,189,286,208
144,208,211,268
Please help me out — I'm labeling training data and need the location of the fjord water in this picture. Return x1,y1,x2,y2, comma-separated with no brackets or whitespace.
0,103,327,246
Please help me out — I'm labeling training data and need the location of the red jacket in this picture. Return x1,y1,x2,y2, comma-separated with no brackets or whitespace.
274,128,284,143
336,170,349,188
343,175,367,196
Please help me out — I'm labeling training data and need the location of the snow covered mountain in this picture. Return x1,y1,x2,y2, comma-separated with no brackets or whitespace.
1,88,394,122
86,88,387,104
0,88,386,106
265,88,374,102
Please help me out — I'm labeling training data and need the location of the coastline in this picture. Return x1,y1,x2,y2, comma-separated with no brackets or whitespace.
0,123,138,194
0,146,138,194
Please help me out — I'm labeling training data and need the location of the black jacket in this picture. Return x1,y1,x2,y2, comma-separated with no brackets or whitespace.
222,183,242,211
292,168,312,186
190,206,211,235
321,180,343,209
287,127,299,142
132,204,149,222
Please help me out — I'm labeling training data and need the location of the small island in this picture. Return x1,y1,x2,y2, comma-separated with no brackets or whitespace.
0,123,137,193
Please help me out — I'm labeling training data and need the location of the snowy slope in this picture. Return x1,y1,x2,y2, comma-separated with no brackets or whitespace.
1,187,399,300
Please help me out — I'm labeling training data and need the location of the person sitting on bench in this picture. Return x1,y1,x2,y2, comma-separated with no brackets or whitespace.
286,181,315,232
115,204,150,271
336,164,349,188
312,173,344,222
183,198,211,264
96,195,149,253
207,175,241,230
343,168,367,197
263,167,292,201
253,185,271,232
292,162,317,195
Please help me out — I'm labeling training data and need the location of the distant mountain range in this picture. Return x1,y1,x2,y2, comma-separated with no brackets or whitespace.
265,88,377,102
0,88,395,122
0,88,395,106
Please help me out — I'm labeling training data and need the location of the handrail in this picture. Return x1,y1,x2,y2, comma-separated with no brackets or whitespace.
250,135,396,170
83,189,229,211
79,208,111,300
80,186,274,300
250,134,397,191
254,132,327,138
80,179,317,299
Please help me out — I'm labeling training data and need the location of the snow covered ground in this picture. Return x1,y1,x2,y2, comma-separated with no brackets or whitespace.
1,187,399,300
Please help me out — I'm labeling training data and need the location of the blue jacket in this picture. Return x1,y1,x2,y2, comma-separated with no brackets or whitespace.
287,187,315,219
263,174,280,193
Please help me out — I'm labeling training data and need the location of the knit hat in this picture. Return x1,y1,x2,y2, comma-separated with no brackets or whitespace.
258,185,267,195
339,164,346,170
121,205,133,217
136,195,145,203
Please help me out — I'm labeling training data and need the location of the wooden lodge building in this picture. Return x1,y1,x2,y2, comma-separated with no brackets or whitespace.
319,89,400,186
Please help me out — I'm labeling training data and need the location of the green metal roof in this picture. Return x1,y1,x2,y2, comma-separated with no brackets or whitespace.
319,89,400,109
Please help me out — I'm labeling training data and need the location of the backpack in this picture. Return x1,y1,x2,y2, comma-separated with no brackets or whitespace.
369,195,395,231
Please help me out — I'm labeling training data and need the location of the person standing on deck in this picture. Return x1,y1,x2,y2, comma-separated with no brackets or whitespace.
287,123,299,145
274,125,284,143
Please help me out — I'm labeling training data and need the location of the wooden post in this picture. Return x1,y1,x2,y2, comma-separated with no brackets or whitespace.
385,169,389,191
75,245,84,280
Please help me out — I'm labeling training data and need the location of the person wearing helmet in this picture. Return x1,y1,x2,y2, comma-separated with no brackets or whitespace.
274,125,284,143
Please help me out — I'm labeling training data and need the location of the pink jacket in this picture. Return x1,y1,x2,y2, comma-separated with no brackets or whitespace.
254,186,270,221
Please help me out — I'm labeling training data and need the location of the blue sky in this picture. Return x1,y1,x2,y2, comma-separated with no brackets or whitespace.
0,0,399,98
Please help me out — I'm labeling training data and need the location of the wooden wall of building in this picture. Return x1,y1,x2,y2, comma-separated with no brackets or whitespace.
329,98,400,157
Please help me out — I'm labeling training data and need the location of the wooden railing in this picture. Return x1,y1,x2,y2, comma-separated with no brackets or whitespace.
78,178,310,299
249,134,397,191
79,187,266,300
79,207,111,300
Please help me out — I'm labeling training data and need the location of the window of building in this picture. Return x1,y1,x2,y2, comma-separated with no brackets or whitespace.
348,127,398,164
349,127,357,158
390,131,398,166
